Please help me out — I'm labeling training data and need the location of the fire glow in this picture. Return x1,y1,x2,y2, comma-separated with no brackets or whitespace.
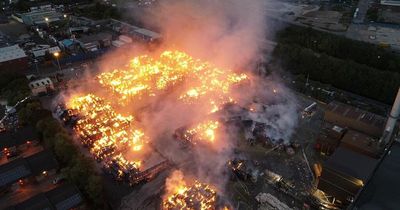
163,171,217,210
67,94,144,169
97,50,248,112
64,50,250,208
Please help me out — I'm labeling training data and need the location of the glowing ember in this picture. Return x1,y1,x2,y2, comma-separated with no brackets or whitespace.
163,172,217,210
97,50,247,112
183,120,220,144
67,94,145,165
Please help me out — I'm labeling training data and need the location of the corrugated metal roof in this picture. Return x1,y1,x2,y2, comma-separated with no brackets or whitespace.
0,45,27,63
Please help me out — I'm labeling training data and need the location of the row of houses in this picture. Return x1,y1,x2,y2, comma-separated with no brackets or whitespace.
0,126,84,209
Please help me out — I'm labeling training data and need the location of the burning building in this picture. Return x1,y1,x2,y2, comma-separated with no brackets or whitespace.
162,170,229,210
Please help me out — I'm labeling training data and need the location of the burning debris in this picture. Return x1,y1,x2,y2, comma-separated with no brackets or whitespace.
162,170,230,210
97,50,248,112
174,120,220,147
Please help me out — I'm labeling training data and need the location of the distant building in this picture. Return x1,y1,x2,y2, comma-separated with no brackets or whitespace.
20,5,64,25
318,147,378,204
0,126,39,158
0,150,58,191
78,32,113,51
108,19,161,42
381,0,400,6
324,101,385,138
340,129,382,158
0,45,28,71
7,184,84,210
29,77,54,96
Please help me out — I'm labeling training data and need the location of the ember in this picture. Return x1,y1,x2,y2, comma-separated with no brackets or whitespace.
97,51,247,112
67,94,145,166
183,120,220,144
163,171,217,210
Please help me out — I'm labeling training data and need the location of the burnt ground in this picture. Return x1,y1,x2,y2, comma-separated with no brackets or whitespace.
225,93,325,209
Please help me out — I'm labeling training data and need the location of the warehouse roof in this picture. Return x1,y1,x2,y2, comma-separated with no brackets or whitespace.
25,150,58,175
0,126,39,150
0,158,31,187
13,193,52,210
133,28,161,39
0,150,58,187
325,147,378,182
341,129,381,158
46,185,83,210
326,101,385,129
0,45,27,63
9,185,83,210
354,141,400,209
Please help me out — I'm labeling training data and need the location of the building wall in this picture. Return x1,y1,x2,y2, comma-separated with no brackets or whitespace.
0,58,29,71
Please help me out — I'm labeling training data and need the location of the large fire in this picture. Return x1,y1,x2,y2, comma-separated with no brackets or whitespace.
97,50,248,112
163,171,217,210
63,50,249,208
67,94,144,166
183,120,220,144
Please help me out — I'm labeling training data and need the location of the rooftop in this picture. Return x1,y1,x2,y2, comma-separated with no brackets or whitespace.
0,158,31,187
0,45,27,63
354,141,400,209
25,150,58,175
9,184,83,210
341,130,381,158
0,150,58,187
0,126,39,150
326,101,385,131
325,147,378,182
133,28,161,39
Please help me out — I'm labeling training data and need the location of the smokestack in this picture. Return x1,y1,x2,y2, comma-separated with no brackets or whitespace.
381,87,400,144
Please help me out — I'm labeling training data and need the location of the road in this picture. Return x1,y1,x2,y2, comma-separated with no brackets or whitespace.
346,0,370,40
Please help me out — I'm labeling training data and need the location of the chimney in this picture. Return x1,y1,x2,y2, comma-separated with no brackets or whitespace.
381,87,400,144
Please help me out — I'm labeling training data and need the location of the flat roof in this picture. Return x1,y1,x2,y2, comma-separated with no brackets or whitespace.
10,184,83,210
341,130,381,157
25,150,58,175
0,150,58,187
354,141,400,209
14,193,53,210
0,158,31,187
325,147,378,182
326,101,385,129
133,28,161,39
0,45,27,63
46,185,83,210
0,126,39,150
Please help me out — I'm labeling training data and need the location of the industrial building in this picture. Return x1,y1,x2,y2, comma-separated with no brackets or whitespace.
318,147,378,204
19,5,64,25
29,77,55,96
6,184,84,210
340,130,381,158
0,45,28,71
324,101,385,138
381,0,400,6
0,150,59,192
78,32,113,51
353,142,400,209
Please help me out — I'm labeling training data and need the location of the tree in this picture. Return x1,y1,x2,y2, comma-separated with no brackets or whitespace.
85,175,104,208
54,133,78,164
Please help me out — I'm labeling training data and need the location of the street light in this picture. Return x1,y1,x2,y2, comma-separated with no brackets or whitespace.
44,17,49,22
53,52,61,71
63,14,67,18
